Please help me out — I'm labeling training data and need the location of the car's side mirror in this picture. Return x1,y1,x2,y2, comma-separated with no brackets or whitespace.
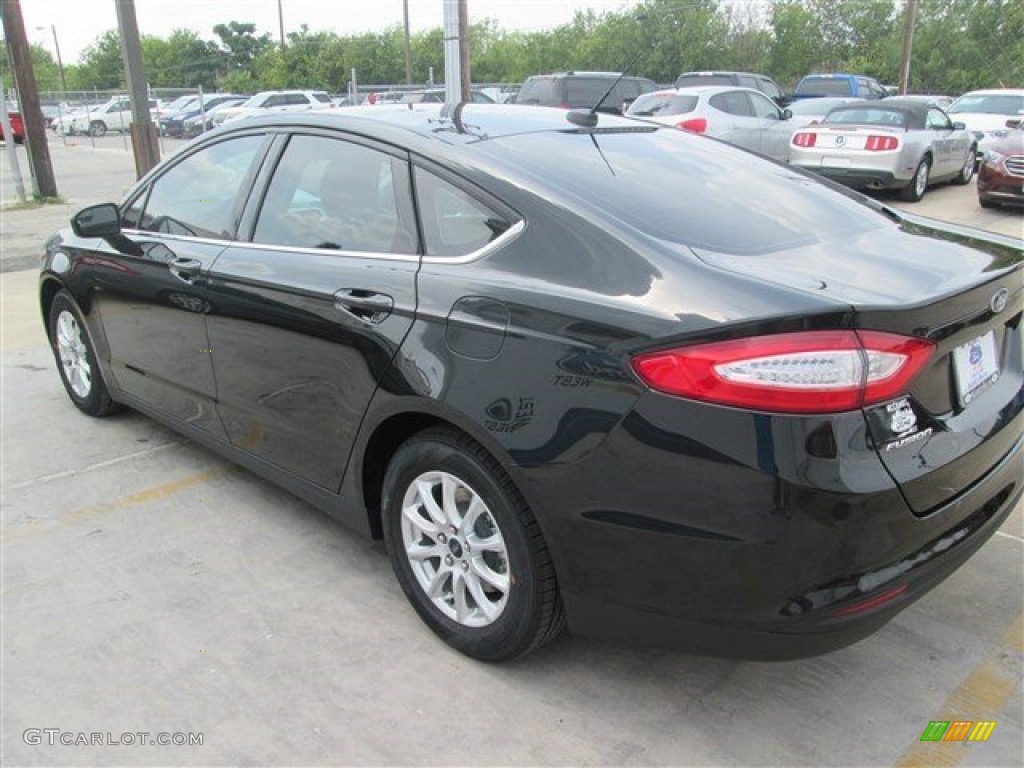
782,108,793,120
72,203,121,237
952,121,966,130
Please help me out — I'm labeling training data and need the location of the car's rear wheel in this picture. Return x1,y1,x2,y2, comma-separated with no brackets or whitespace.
952,147,977,185
48,291,119,417
381,427,564,661
89,120,107,138
900,157,930,202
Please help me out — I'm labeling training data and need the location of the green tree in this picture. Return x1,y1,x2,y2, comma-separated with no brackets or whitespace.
70,30,123,90
0,42,62,93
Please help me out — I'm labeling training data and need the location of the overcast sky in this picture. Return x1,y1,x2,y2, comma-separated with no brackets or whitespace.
20,1,642,65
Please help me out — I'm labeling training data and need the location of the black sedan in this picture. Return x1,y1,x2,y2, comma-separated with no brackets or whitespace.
40,105,1023,661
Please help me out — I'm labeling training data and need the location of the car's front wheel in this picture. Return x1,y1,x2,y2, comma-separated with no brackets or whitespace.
952,146,977,185
900,156,931,202
382,427,565,661
48,290,119,417
89,120,107,137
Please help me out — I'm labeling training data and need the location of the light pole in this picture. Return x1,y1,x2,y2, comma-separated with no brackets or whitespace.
35,24,66,93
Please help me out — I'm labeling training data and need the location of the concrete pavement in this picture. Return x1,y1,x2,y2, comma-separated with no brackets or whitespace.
1,135,1022,766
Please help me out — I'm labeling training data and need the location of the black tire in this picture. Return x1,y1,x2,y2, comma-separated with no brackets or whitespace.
899,156,930,202
952,146,977,186
979,196,999,210
381,427,565,661
48,291,119,417
89,120,107,138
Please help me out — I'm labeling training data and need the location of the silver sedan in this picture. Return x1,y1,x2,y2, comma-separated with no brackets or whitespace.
788,99,977,202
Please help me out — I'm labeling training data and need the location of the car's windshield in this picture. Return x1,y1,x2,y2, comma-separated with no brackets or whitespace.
948,94,1024,115
628,93,699,117
241,94,267,108
787,98,851,116
796,77,853,96
171,95,200,113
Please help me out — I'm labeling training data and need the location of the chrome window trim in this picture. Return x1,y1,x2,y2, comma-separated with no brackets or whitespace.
121,217,525,265
122,229,232,248
421,218,525,265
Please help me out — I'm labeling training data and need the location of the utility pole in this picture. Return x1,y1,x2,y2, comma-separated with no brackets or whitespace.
442,0,461,108
1,0,58,198
458,0,470,102
278,0,286,51
402,0,413,85
114,0,160,178
49,25,66,92
898,0,919,95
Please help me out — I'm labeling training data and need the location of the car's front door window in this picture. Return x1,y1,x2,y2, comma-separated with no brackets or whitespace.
138,135,264,239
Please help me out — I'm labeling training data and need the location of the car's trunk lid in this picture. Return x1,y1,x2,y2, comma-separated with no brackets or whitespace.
694,216,1023,514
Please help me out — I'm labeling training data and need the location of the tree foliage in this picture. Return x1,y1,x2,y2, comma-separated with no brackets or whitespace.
38,0,1024,95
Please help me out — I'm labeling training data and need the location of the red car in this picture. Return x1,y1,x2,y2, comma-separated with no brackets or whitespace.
0,104,25,144
978,127,1024,209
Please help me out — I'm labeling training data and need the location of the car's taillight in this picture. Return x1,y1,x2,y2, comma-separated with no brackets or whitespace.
792,132,817,147
631,330,935,413
677,117,708,133
865,135,899,151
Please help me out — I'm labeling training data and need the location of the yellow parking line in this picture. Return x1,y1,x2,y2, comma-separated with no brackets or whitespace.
894,623,1021,767
3,464,234,544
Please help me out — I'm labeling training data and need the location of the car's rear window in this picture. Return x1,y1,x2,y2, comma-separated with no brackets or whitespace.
824,108,907,127
484,128,886,255
628,92,699,117
948,94,1024,115
796,77,853,97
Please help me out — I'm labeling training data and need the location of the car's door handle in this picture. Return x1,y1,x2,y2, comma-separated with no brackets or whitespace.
169,257,202,283
333,288,394,323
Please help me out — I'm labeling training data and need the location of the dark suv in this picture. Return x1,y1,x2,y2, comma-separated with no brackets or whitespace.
675,71,788,106
516,72,657,114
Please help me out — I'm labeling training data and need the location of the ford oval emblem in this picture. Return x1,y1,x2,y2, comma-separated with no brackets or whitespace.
835,135,846,147
990,288,1009,314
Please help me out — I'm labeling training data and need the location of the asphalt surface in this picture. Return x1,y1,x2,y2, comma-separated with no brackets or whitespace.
1,133,1022,766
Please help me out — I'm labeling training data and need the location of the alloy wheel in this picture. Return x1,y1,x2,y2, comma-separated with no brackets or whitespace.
55,309,92,398
400,470,510,627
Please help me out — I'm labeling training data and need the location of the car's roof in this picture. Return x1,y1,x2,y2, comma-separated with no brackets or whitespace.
959,88,1024,96
677,70,770,78
671,85,765,97
221,104,643,151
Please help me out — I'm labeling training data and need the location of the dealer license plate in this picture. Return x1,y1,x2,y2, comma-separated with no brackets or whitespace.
953,330,1000,406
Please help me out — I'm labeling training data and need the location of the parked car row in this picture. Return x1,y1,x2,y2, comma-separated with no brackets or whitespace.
53,96,162,137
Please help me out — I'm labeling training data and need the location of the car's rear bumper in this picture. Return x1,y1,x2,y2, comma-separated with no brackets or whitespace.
795,164,903,189
539,395,1023,659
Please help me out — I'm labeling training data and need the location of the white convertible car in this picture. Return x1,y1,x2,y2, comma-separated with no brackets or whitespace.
788,99,977,202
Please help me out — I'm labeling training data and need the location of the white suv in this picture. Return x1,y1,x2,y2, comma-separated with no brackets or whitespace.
213,90,333,126
56,97,161,137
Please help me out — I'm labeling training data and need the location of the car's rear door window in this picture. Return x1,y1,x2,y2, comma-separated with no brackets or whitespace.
136,135,264,239
710,91,754,116
413,167,514,258
253,134,418,255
